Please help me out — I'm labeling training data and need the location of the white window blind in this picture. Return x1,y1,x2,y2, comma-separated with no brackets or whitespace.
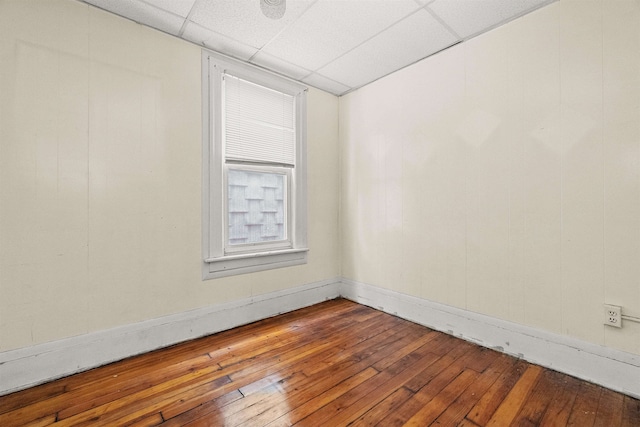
223,74,296,166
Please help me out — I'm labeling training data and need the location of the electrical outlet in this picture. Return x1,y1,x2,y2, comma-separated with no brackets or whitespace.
604,304,622,328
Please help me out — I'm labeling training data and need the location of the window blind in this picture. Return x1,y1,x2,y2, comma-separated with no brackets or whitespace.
223,74,296,166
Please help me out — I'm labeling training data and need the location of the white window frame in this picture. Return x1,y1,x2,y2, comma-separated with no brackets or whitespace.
202,51,308,280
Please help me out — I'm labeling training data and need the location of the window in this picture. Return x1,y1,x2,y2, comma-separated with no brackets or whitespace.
202,51,308,279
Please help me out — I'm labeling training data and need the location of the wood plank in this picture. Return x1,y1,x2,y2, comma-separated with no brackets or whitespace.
209,384,285,427
538,373,582,427
431,354,516,426
126,412,165,427
300,317,419,377
159,390,243,427
375,346,486,427
167,321,411,426
22,414,57,427
402,369,479,426
402,339,476,393
238,324,429,426
621,395,640,427
56,354,216,420
484,364,543,426
263,367,379,427
242,322,425,424
0,384,67,416
270,324,433,424
463,347,503,374
458,419,483,427
370,327,438,371
350,387,414,426
566,381,602,427
159,375,253,421
510,368,566,426
54,375,234,427
466,359,529,425
219,309,395,386
299,349,444,426
212,303,377,369
147,305,380,427
593,387,624,427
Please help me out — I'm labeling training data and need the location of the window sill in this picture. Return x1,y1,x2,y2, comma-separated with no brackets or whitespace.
203,248,308,279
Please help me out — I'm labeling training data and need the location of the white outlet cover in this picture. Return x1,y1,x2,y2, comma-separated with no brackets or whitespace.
604,304,622,328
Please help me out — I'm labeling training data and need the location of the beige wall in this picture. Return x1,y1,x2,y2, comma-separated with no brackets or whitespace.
340,0,640,355
2,0,639,360
0,0,339,352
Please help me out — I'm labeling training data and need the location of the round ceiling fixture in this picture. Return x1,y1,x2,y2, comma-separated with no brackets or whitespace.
260,0,286,20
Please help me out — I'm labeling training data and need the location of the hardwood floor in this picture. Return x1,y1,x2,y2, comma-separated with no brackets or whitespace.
1,299,639,426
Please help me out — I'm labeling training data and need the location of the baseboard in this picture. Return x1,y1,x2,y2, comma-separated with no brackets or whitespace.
3,277,639,399
339,278,640,399
0,278,341,396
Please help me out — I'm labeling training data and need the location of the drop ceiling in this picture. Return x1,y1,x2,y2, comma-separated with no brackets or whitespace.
79,0,557,96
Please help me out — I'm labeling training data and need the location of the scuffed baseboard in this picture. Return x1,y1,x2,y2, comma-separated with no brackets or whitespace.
0,278,341,396
340,278,640,399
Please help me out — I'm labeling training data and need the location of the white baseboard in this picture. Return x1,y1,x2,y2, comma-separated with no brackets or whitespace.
3,277,639,399
339,278,640,399
0,278,341,396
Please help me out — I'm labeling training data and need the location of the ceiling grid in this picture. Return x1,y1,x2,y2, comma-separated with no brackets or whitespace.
79,0,557,96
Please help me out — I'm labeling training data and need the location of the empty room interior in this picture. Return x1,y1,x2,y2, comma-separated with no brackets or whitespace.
1,0,640,425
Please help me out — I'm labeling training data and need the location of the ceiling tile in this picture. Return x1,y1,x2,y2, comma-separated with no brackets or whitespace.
318,9,457,89
261,0,422,71
84,0,185,35
428,0,554,39
189,0,314,49
182,22,258,60
302,73,351,96
249,52,312,81
142,0,196,17
81,0,558,95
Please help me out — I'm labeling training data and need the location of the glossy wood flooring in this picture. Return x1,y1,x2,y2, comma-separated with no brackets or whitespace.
1,299,639,426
